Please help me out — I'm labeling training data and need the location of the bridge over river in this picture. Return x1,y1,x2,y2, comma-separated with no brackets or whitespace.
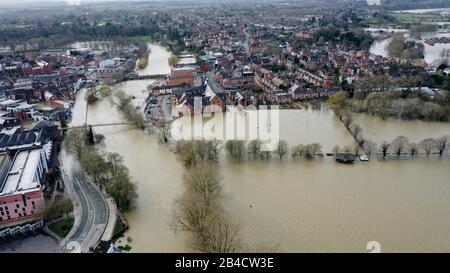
124,74,169,81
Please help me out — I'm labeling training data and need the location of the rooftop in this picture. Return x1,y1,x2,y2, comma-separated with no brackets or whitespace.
0,148,44,195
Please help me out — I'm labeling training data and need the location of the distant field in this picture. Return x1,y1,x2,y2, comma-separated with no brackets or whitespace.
132,35,153,43
0,24,33,30
392,13,445,24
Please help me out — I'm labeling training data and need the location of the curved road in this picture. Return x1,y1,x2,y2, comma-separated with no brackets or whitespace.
63,171,109,253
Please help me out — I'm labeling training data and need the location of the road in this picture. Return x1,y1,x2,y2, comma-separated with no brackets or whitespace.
62,171,109,253
243,27,250,54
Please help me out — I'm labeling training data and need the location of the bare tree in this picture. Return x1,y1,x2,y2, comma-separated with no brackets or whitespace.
303,143,322,159
351,124,363,140
171,163,241,253
197,219,241,253
184,165,222,207
436,135,449,157
171,195,211,234
310,143,322,157
332,145,340,156
85,87,99,104
176,140,213,167
248,140,262,160
206,139,221,161
420,138,437,156
291,144,304,159
380,141,390,158
342,115,353,130
110,90,132,111
343,145,353,154
391,136,409,157
275,140,289,160
409,143,419,157
111,90,146,129
353,144,363,156
225,140,246,161
363,140,377,158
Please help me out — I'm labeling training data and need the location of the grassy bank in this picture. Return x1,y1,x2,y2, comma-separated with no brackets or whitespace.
48,218,74,238
168,54,179,66
138,52,149,69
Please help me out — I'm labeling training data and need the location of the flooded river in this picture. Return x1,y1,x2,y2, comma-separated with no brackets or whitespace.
369,30,450,65
66,44,450,253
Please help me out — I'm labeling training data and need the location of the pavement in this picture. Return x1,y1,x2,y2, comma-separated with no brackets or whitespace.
61,170,109,253
147,94,172,122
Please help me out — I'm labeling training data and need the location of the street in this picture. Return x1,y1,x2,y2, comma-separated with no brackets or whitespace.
63,171,109,253
147,94,172,122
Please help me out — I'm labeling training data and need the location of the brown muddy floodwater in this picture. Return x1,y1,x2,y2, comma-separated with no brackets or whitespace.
67,44,450,253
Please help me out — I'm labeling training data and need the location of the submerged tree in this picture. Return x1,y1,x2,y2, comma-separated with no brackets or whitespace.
391,136,409,157
380,141,390,158
248,140,262,160
275,140,289,160
420,138,437,156
363,140,377,158
409,143,419,157
171,163,241,253
225,140,246,161
436,135,449,157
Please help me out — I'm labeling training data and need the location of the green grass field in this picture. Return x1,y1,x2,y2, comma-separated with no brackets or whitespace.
48,218,74,239
131,35,153,43
392,13,444,24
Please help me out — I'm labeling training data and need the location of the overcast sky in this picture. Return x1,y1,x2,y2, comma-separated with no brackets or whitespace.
0,0,156,4
0,0,179,2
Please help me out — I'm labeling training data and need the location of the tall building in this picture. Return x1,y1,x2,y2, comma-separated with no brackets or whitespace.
0,147,48,229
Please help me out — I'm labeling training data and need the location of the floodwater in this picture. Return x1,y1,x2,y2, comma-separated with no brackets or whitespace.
67,44,450,253
369,37,393,58
369,31,450,64
353,114,450,143
393,8,450,14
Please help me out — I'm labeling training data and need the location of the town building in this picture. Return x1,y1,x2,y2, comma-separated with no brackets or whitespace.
0,147,49,229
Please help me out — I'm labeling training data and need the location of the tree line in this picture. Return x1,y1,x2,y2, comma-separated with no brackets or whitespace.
175,139,324,164
64,129,137,211
110,90,146,129
335,112,450,160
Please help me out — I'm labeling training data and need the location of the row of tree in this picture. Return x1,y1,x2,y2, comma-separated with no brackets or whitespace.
111,90,146,129
65,129,138,211
175,139,324,164
174,132,450,164
226,139,323,161
337,111,450,159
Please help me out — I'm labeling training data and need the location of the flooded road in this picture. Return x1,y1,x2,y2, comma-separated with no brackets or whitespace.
66,44,450,253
